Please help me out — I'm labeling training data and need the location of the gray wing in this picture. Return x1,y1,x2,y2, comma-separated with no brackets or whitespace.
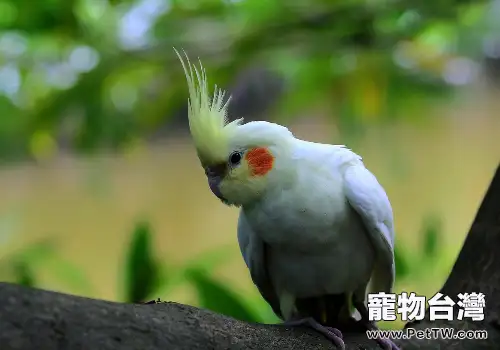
237,210,283,319
343,163,396,294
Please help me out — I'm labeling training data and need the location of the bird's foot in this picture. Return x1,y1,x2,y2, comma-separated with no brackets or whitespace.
376,337,400,350
352,301,400,350
363,322,400,350
281,317,345,349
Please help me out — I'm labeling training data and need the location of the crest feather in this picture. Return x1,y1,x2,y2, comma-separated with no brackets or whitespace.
174,48,243,164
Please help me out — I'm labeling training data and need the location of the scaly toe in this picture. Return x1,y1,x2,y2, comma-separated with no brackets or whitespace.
326,327,343,339
376,338,400,350
326,333,345,350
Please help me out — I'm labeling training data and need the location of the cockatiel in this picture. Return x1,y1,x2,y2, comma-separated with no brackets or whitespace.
175,49,399,350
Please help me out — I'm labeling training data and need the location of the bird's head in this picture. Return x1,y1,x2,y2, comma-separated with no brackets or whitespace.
175,49,294,207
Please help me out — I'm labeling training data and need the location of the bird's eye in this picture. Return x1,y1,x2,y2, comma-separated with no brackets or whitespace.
229,151,242,166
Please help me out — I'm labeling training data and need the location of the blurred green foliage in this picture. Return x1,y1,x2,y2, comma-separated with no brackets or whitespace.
124,221,160,303
120,221,262,322
422,215,441,260
0,239,94,294
393,246,410,280
186,267,261,322
394,216,443,277
12,260,35,287
0,0,493,162
0,217,444,328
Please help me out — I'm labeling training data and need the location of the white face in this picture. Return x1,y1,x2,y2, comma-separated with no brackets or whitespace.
198,121,293,206
203,146,273,207
204,148,245,204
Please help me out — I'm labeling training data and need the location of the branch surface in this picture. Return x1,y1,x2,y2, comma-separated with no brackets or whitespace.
1,164,499,350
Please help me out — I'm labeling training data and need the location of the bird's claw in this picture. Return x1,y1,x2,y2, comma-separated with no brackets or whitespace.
375,337,400,350
281,316,400,350
327,326,343,339
281,317,345,349
353,301,400,350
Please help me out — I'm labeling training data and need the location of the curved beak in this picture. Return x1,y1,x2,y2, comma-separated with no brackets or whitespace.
208,177,225,201
205,163,228,203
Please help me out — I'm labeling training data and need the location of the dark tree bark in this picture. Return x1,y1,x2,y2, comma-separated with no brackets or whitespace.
1,163,500,350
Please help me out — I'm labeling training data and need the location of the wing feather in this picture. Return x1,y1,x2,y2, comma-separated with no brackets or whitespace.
237,210,283,318
343,163,396,294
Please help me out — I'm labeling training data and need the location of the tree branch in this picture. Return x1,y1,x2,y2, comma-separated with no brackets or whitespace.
1,163,500,350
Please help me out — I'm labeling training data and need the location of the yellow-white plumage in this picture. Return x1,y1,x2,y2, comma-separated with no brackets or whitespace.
175,49,396,327
174,49,242,164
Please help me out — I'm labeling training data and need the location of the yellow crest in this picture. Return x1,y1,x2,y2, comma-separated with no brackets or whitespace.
174,48,243,164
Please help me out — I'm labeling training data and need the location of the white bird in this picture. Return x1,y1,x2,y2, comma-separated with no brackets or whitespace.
175,49,399,350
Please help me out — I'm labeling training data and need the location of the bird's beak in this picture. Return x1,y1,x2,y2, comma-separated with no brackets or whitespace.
208,177,225,201
205,164,227,202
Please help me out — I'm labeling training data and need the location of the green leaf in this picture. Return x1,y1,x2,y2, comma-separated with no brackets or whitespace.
44,254,94,296
422,216,441,259
0,239,94,294
0,239,56,283
394,245,410,279
13,260,36,288
14,239,57,264
247,293,281,324
153,244,235,297
187,267,261,323
183,243,236,272
124,221,160,303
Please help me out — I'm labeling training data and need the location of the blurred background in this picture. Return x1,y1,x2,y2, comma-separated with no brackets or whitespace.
0,0,499,331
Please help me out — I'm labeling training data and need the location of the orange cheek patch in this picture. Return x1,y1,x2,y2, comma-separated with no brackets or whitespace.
246,147,274,176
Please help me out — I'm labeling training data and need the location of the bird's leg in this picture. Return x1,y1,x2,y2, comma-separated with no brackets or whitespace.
281,317,345,349
353,300,401,350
